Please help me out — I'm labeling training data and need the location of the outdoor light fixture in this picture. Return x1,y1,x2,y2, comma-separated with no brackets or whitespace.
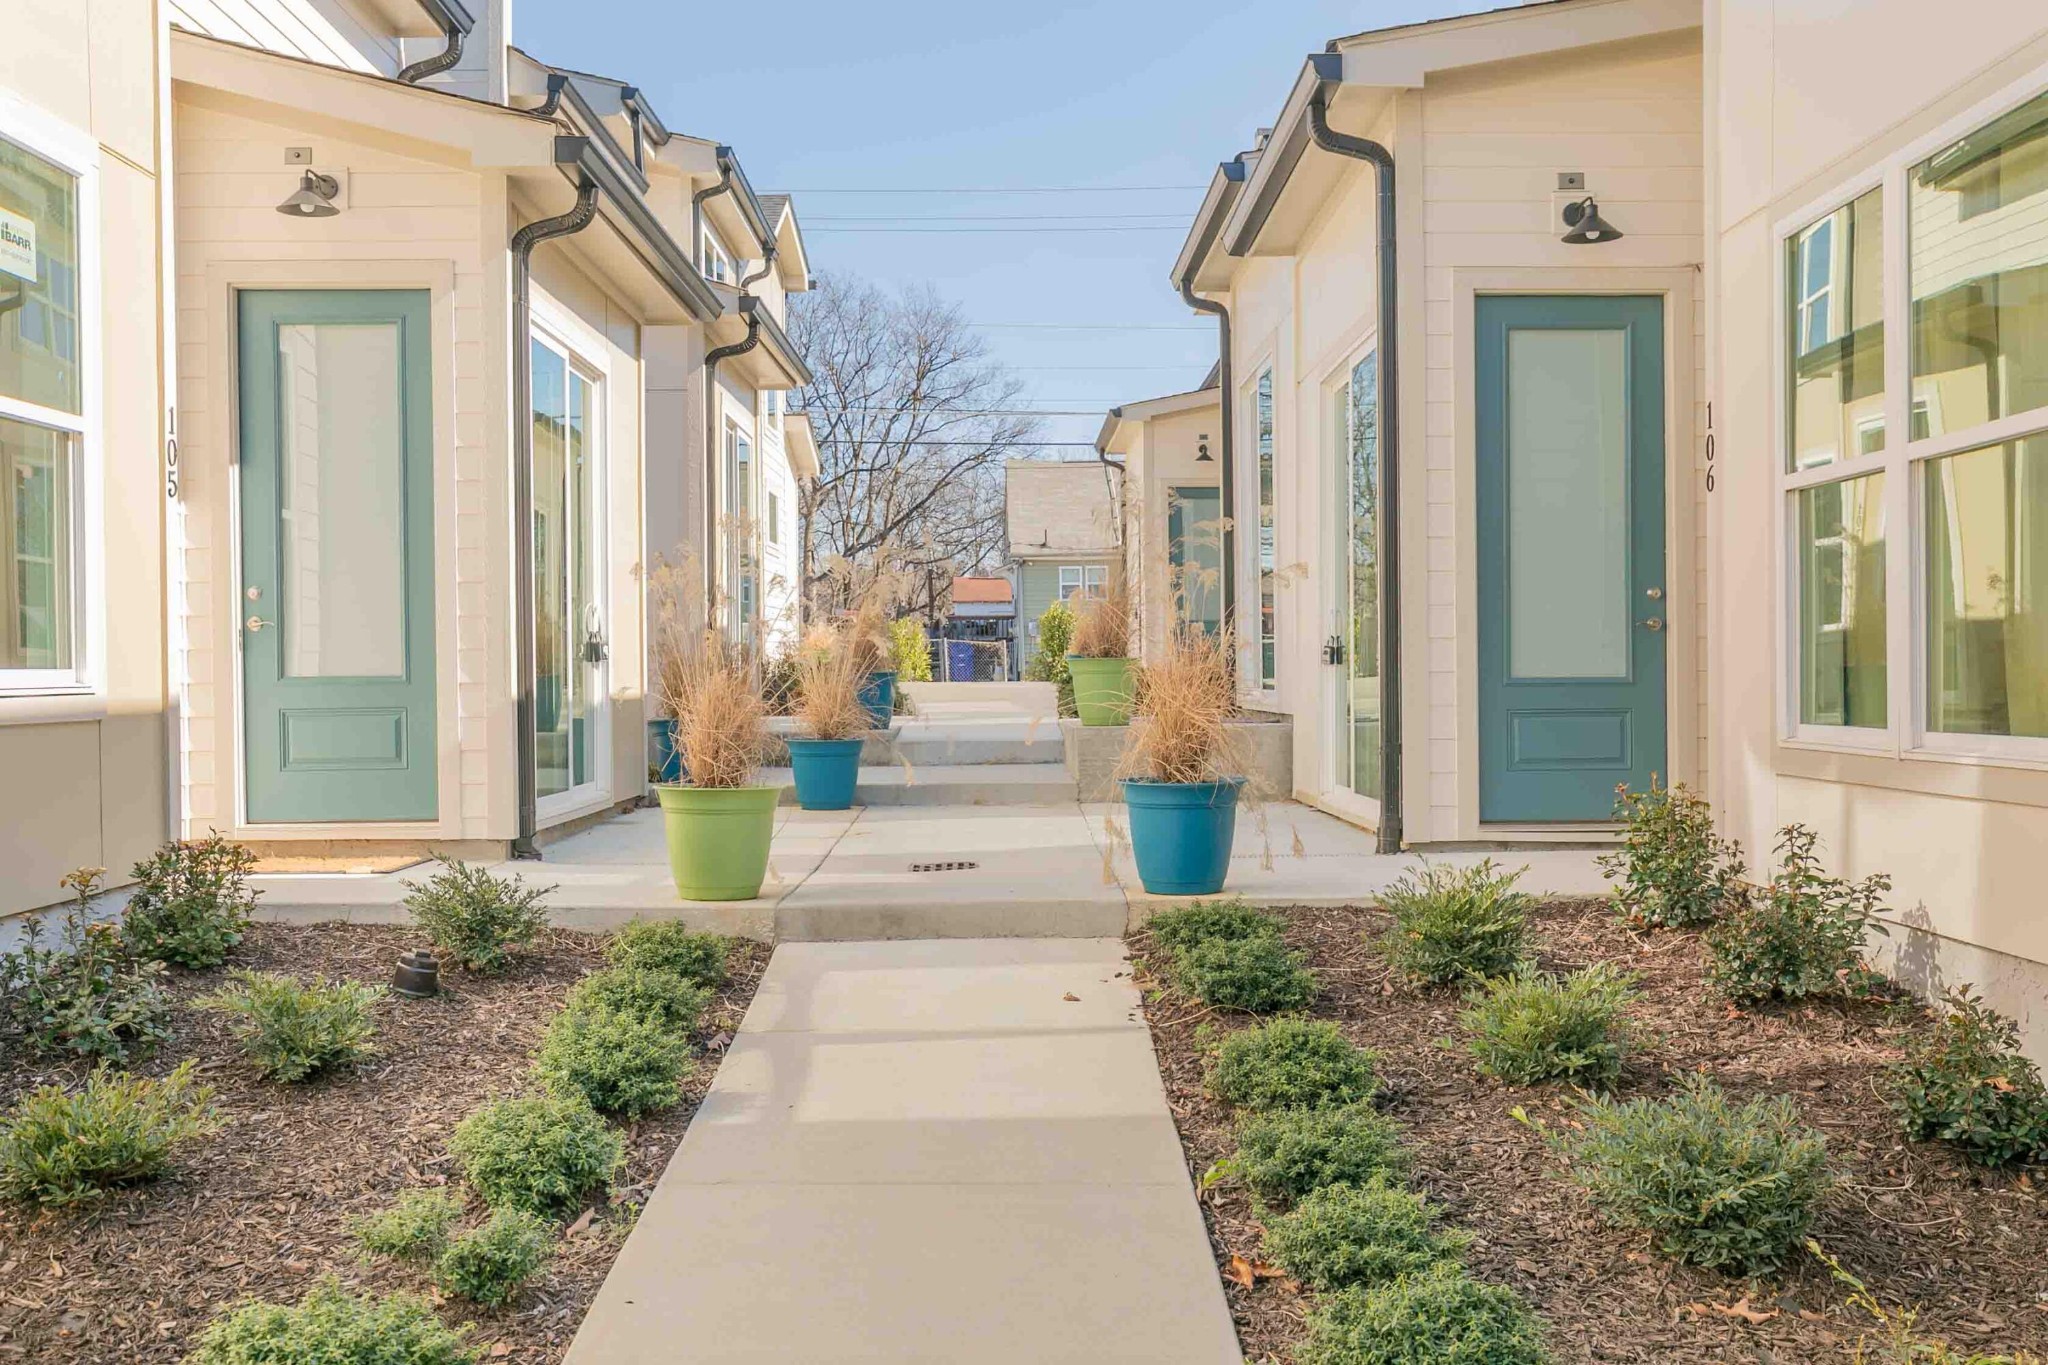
1561,195,1622,244
1197,434,1213,462
276,170,341,218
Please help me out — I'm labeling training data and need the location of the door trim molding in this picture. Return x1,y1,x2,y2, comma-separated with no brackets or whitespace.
1450,267,1701,843
203,259,463,841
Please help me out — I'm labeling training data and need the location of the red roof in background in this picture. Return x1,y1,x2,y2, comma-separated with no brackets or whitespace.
951,577,1012,604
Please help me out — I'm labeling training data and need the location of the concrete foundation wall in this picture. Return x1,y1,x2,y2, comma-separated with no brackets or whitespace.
1062,716,1294,803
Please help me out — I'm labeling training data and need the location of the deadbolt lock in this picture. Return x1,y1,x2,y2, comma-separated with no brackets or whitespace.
1645,587,1663,600
246,585,263,602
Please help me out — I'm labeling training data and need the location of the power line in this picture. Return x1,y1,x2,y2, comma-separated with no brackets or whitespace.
966,322,1208,331
788,184,1207,195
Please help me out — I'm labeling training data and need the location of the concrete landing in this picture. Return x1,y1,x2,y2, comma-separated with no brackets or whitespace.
561,938,1242,1365
241,800,1609,942
763,762,1078,807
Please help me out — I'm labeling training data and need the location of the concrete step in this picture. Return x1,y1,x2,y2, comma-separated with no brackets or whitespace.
762,763,1078,807
893,726,1065,767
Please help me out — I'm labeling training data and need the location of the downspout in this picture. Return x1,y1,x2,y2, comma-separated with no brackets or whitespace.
704,312,763,620
397,9,464,84
1307,71,1404,855
1177,280,1234,638
692,149,736,269
508,175,601,859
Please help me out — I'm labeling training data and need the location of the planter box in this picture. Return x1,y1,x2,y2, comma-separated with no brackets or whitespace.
1062,715,1293,802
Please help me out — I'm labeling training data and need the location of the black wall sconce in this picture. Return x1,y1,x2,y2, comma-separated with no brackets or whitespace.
1561,195,1622,245
1196,433,1213,462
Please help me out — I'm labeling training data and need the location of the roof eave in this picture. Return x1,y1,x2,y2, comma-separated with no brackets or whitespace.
553,134,724,323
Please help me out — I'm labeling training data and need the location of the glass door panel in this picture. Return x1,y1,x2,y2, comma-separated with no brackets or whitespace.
1342,352,1381,800
531,338,605,805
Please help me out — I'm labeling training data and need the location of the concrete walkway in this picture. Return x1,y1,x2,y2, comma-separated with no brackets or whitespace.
238,798,1609,941
562,937,1242,1364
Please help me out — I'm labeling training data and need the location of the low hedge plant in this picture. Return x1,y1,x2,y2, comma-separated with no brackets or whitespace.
1171,934,1316,1013
187,1279,475,1365
604,920,730,988
1893,988,2048,1167
0,1061,220,1207
564,964,709,1032
1300,1265,1551,1365
352,1188,465,1263
121,834,258,969
536,1001,694,1119
1230,1102,1408,1209
1552,1074,1830,1274
1210,1017,1378,1113
1,868,170,1064
197,970,385,1083
1265,1176,1469,1292
1145,898,1284,955
1706,825,1887,1006
1379,861,1533,986
1461,966,1636,1088
434,1207,555,1307
449,1090,621,1219
403,859,552,975
1599,781,1744,930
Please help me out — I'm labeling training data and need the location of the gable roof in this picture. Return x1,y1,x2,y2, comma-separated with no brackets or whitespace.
951,577,1013,604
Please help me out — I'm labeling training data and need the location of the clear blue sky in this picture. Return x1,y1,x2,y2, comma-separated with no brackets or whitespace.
515,0,1486,452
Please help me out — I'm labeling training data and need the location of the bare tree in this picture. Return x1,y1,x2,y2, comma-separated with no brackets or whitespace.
790,273,1042,621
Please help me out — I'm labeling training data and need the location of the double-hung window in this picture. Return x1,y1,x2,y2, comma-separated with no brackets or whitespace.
1783,80,2048,760
0,111,97,694
701,227,734,285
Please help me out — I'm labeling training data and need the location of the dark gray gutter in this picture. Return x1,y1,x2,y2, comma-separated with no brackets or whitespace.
552,122,722,322
1302,51,1404,855
1173,158,1247,643
738,294,811,385
397,0,474,84
547,73,648,192
691,150,735,269
508,155,600,859
619,86,671,171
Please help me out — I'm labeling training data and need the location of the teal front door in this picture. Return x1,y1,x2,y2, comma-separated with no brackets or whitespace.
1476,295,1666,823
238,289,437,823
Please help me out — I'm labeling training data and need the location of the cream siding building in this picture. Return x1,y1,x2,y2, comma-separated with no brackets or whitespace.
0,1,174,918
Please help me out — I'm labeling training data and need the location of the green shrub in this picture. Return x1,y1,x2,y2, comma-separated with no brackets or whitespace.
1599,781,1744,929
1022,600,1076,716
0,1062,220,1206
604,920,730,988
449,1090,621,1218
1706,826,1888,1005
1893,988,2048,1167
1300,1266,1551,1365
353,1188,465,1262
1266,1176,1469,1292
402,858,552,974
1461,966,1636,1087
187,1279,475,1365
1211,1017,1378,1113
434,1207,555,1307
1379,861,1533,985
1171,934,1316,1013
536,1002,694,1119
197,970,385,1082
566,964,710,1031
121,834,258,969
1232,1102,1409,1208
0,869,170,1063
890,616,934,683
1554,1075,1830,1273
1145,898,1283,955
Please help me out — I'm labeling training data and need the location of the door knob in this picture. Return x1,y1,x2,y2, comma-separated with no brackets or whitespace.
245,615,273,633
1641,617,1664,633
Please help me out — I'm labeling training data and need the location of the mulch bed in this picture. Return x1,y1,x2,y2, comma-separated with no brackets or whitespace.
0,922,768,1363
1135,901,2048,1364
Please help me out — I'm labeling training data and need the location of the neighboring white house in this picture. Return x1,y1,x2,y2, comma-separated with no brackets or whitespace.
1095,370,1223,661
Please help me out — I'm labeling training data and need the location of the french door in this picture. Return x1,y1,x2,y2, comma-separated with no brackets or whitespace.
530,334,608,812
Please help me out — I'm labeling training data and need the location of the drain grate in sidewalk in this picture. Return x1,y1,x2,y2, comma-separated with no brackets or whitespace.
909,860,980,873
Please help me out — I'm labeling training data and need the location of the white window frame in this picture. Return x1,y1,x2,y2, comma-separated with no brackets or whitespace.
1775,63,2048,770
1243,359,1279,695
701,225,734,285
0,93,104,698
1057,564,1083,601
528,302,614,820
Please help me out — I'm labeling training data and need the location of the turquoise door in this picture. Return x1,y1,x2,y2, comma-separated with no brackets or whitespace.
238,289,437,823
1476,295,1666,823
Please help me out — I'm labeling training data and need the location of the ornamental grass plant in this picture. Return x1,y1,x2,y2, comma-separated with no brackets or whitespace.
658,631,768,789
1114,627,1246,785
1068,577,1132,659
794,623,872,741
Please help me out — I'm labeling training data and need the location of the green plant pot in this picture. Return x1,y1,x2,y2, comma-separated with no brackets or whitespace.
1066,655,1136,726
656,784,779,901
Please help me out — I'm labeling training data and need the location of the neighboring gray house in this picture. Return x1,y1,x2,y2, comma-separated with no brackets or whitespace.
1005,460,1122,660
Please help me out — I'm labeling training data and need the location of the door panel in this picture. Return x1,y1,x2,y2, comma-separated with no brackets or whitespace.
239,289,436,823
1477,295,1666,822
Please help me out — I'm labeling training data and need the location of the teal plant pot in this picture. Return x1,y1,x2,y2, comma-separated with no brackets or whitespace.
648,718,684,785
859,670,898,730
1120,777,1245,896
786,736,864,811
